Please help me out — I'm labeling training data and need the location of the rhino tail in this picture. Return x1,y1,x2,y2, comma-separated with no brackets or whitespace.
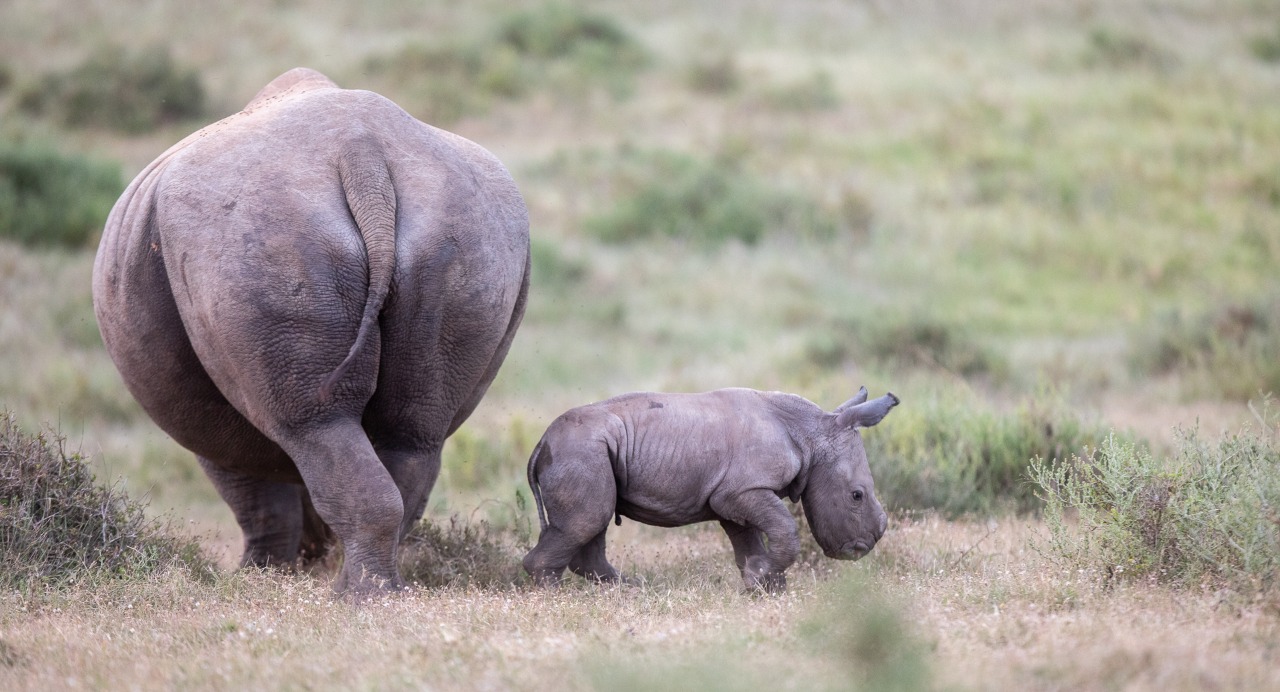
319,138,398,403
527,437,549,532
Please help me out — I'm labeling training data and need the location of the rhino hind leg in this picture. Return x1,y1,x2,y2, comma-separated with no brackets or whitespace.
567,530,622,583
522,443,618,586
274,419,406,594
197,456,309,568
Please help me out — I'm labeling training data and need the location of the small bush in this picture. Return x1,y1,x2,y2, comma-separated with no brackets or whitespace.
1249,23,1280,63
1082,27,1178,72
685,53,741,94
399,512,530,588
867,396,1116,516
584,148,834,246
759,70,840,112
1032,412,1280,593
0,412,214,591
495,3,636,62
1130,291,1280,400
800,573,933,692
367,5,646,123
18,44,205,134
807,312,1004,377
0,138,123,248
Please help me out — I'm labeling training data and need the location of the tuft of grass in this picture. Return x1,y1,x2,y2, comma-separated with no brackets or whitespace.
0,412,214,592
1031,410,1280,594
398,512,531,589
1129,290,1280,401
583,147,835,246
17,44,205,134
867,394,1117,516
0,138,123,248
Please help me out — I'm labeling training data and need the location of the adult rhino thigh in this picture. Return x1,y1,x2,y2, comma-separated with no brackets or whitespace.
93,68,530,595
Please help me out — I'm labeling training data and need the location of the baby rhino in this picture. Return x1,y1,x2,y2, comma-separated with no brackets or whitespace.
523,386,898,592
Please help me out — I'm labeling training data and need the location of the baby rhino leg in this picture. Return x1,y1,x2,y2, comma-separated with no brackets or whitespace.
568,529,621,582
523,444,617,585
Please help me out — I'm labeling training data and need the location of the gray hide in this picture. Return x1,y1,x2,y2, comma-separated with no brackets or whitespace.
523,387,898,593
93,68,530,595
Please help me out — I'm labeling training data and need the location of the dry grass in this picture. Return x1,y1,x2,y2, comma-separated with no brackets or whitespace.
1,518,1277,690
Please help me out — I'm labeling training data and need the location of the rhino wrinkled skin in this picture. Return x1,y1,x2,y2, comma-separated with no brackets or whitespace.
523,387,898,592
93,68,530,594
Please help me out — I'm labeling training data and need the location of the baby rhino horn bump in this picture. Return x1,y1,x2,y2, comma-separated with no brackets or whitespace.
835,392,900,429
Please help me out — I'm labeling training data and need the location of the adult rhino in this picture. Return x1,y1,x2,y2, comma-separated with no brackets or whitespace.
93,68,530,594
523,387,898,593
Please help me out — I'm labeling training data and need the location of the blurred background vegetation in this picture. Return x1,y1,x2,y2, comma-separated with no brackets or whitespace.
0,0,1277,550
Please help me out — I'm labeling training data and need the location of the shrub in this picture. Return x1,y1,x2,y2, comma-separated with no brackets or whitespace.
806,312,1004,377
1130,291,1280,400
0,412,214,591
799,573,933,692
18,44,205,134
685,53,741,95
759,70,840,112
1249,23,1280,63
495,3,637,62
1082,27,1178,72
584,148,834,246
1031,412,1280,593
363,42,503,125
398,511,531,588
867,396,1116,516
366,5,646,123
0,138,123,247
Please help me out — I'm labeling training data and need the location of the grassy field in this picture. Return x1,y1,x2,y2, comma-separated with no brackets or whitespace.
2,0,1279,689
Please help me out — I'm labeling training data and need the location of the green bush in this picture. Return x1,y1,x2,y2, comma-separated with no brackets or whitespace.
584,148,834,246
1031,413,1280,593
0,138,123,247
867,396,1116,516
1082,27,1178,71
18,44,205,134
1249,23,1280,63
1130,291,1280,400
495,3,637,62
366,4,646,123
0,412,214,591
685,53,741,95
806,312,1004,377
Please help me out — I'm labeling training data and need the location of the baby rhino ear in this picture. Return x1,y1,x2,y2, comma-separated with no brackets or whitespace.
835,392,900,429
833,386,869,413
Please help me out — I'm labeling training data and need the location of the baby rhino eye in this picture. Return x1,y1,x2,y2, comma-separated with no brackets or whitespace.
852,489,865,502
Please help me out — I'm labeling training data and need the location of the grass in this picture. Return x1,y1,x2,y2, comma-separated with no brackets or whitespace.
0,0,1279,688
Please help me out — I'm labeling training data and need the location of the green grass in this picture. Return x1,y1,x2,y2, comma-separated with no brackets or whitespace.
866,391,1118,516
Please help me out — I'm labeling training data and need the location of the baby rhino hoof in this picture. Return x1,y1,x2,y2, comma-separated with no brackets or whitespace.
742,556,787,595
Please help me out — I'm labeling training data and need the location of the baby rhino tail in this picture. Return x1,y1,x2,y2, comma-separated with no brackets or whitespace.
527,437,549,532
